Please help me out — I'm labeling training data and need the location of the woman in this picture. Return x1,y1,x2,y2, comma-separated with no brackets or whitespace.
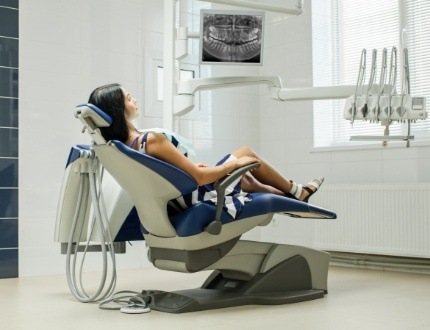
88,83,323,218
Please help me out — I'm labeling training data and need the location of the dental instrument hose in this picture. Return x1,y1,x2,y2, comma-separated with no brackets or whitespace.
65,154,117,303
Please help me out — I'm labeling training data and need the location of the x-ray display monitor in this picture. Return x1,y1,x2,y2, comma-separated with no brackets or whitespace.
200,10,264,65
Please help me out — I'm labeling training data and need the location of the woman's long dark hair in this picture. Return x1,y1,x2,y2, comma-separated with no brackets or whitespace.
88,83,129,143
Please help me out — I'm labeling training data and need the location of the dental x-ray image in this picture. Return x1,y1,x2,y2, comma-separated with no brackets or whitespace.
200,10,264,65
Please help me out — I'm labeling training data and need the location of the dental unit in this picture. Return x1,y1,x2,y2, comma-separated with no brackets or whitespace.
55,102,336,313
55,0,428,314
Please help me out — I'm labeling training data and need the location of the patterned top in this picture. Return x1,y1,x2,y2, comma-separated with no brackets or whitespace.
129,131,251,219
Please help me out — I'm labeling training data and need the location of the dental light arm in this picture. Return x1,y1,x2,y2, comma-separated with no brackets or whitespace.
175,76,282,116
177,76,359,100
175,75,359,116
275,85,357,101
177,76,283,95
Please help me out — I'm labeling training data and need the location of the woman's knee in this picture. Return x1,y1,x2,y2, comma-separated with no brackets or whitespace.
241,173,260,192
233,146,256,158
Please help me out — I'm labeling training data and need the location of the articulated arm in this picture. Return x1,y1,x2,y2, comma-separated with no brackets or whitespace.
175,76,282,116
275,85,357,101
177,76,282,95
175,76,357,116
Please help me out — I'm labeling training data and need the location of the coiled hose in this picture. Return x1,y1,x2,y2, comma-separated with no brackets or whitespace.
65,153,117,302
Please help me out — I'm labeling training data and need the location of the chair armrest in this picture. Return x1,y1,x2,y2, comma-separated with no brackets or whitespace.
205,162,261,235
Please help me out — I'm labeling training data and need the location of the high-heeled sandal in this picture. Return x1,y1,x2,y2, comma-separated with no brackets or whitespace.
287,177,324,203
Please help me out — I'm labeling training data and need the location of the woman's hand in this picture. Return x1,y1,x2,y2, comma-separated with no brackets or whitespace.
236,156,260,168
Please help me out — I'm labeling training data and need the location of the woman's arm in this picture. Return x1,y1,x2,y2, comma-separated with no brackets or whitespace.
144,133,258,186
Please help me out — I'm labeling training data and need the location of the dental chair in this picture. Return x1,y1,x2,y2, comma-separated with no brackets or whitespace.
56,103,337,313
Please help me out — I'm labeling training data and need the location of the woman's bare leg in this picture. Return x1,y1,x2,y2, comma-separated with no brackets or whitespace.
233,146,315,200
241,173,284,195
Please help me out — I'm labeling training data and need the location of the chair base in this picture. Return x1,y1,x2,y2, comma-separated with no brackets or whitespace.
138,254,325,313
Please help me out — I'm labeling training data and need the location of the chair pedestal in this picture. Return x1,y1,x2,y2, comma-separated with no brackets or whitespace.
141,242,330,313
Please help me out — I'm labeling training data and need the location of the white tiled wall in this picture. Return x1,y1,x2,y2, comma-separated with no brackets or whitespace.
257,5,316,246
19,0,152,277
19,0,429,277
18,0,261,277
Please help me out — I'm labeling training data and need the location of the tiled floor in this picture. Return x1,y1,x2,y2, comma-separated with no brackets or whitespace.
1,266,430,330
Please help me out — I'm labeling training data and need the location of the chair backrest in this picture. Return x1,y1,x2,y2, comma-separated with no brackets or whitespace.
94,141,197,237
74,104,198,238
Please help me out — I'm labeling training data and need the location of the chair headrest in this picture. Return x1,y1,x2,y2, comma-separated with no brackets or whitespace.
75,103,113,127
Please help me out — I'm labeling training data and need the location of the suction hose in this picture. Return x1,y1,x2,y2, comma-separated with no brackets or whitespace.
65,152,117,302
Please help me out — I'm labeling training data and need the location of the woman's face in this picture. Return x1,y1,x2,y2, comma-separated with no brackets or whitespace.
121,87,139,120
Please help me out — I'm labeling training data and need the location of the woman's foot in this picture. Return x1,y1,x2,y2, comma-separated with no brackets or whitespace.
287,177,324,203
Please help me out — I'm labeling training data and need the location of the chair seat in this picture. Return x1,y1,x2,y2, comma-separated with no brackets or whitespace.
169,193,336,237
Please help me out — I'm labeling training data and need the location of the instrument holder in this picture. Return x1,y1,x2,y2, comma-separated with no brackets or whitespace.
346,47,427,147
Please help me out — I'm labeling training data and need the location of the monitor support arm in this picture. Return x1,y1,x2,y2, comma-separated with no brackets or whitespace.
196,0,304,15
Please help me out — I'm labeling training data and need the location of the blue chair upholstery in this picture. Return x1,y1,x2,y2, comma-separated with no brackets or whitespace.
112,140,197,196
74,103,336,241
169,194,336,237
108,139,337,238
